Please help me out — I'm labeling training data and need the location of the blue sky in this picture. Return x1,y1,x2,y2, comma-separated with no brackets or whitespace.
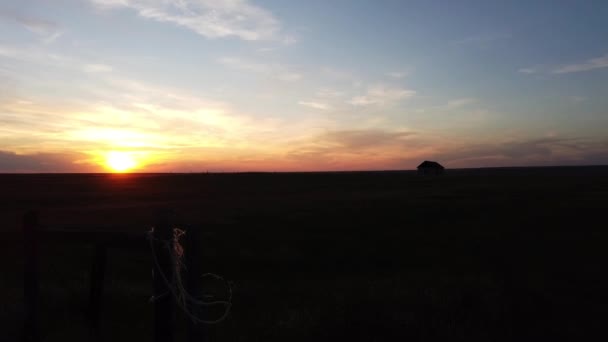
0,0,607,172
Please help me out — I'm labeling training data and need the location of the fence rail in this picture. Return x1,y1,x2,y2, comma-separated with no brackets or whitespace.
17,210,215,342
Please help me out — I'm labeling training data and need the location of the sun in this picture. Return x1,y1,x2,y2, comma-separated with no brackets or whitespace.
105,151,137,172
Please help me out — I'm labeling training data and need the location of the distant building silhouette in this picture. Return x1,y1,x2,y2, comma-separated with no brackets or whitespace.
417,160,445,175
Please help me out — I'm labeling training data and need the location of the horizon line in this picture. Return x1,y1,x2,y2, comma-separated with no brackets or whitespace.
1,164,607,175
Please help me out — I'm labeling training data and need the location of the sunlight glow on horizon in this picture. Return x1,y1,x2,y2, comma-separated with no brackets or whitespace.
0,1,607,172
105,151,138,173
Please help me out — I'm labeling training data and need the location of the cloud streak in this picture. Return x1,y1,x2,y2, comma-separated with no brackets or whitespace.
218,57,301,81
553,53,608,74
0,150,92,173
90,0,282,41
282,128,423,171
298,101,331,110
434,137,608,168
451,32,511,46
518,67,537,74
447,98,477,108
83,63,113,73
0,10,63,43
386,71,407,79
348,85,415,106
319,129,415,150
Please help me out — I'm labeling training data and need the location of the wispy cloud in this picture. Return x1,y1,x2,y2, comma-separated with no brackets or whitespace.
0,77,277,171
386,71,408,79
320,67,358,82
447,98,477,108
0,44,113,75
282,128,422,171
519,54,608,75
89,0,283,41
552,53,608,74
83,63,113,73
256,47,276,53
0,150,91,173
451,32,511,46
298,101,331,110
0,44,73,67
518,67,538,74
318,129,415,150
0,43,282,154
282,35,297,45
316,88,344,99
218,57,268,73
568,96,586,103
436,137,608,168
348,85,415,106
218,57,301,81
0,10,63,43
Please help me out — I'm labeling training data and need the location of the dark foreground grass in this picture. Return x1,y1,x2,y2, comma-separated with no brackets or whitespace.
1,166,607,341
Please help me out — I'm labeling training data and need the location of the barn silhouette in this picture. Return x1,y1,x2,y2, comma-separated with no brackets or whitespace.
417,160,445,175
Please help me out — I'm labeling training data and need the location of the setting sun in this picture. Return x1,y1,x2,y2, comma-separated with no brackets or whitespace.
105,151,137,173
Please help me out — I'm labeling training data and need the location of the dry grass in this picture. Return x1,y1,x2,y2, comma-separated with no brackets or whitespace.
1,167,607,341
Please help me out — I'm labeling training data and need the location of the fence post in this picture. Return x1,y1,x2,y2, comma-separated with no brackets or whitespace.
186,226,215,342
88,243,107,338
153,209,175,342
23,211,40,342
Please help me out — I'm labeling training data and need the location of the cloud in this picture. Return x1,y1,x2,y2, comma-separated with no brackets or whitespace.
0,10,63,43
0,44,116,80
451,32,511,46
218,57,301,81
256,47,276,53
518,67,537,74
290,131,608,171
447,98,477,108
435,137,608,168
0,41,293,156
298,101,331,110
386,71,407,79
218,57,267,73
316,88,344,99
282,35,297,45
348,85,415,106
0,44,76,68
83,63,113,73
80,75,262,141
0,67,293,170
276,71,302,82
319,129,415,150
552,53,608,74
89,0,282,41
296,88,346,112
319,67,359,83
0,150,91,173
281,128,422,171
568,96,586,103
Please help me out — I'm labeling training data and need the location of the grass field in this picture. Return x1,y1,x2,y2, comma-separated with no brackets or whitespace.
1,166,607,341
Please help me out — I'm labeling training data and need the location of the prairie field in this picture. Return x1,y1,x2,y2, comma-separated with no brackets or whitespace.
1,166,607,341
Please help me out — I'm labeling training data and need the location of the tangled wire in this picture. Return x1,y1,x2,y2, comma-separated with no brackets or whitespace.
148,227,232,324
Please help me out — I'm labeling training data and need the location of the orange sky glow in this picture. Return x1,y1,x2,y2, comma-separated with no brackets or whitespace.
1,1,607,172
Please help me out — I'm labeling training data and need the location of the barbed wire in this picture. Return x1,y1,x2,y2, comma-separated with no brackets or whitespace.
147,227,232,324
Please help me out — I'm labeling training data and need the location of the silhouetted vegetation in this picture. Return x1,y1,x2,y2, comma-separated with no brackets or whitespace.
1,166,607,341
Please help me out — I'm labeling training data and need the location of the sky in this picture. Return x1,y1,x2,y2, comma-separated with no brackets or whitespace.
1,0,607,172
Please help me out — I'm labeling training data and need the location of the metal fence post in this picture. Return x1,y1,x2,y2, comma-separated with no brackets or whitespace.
153,209,175,342
186,226,215,342
88,243,108,338
23,211,40,342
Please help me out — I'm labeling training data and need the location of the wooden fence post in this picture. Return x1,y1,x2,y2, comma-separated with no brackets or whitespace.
88,243,107,338
153,209,175,342
23,211,40,342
